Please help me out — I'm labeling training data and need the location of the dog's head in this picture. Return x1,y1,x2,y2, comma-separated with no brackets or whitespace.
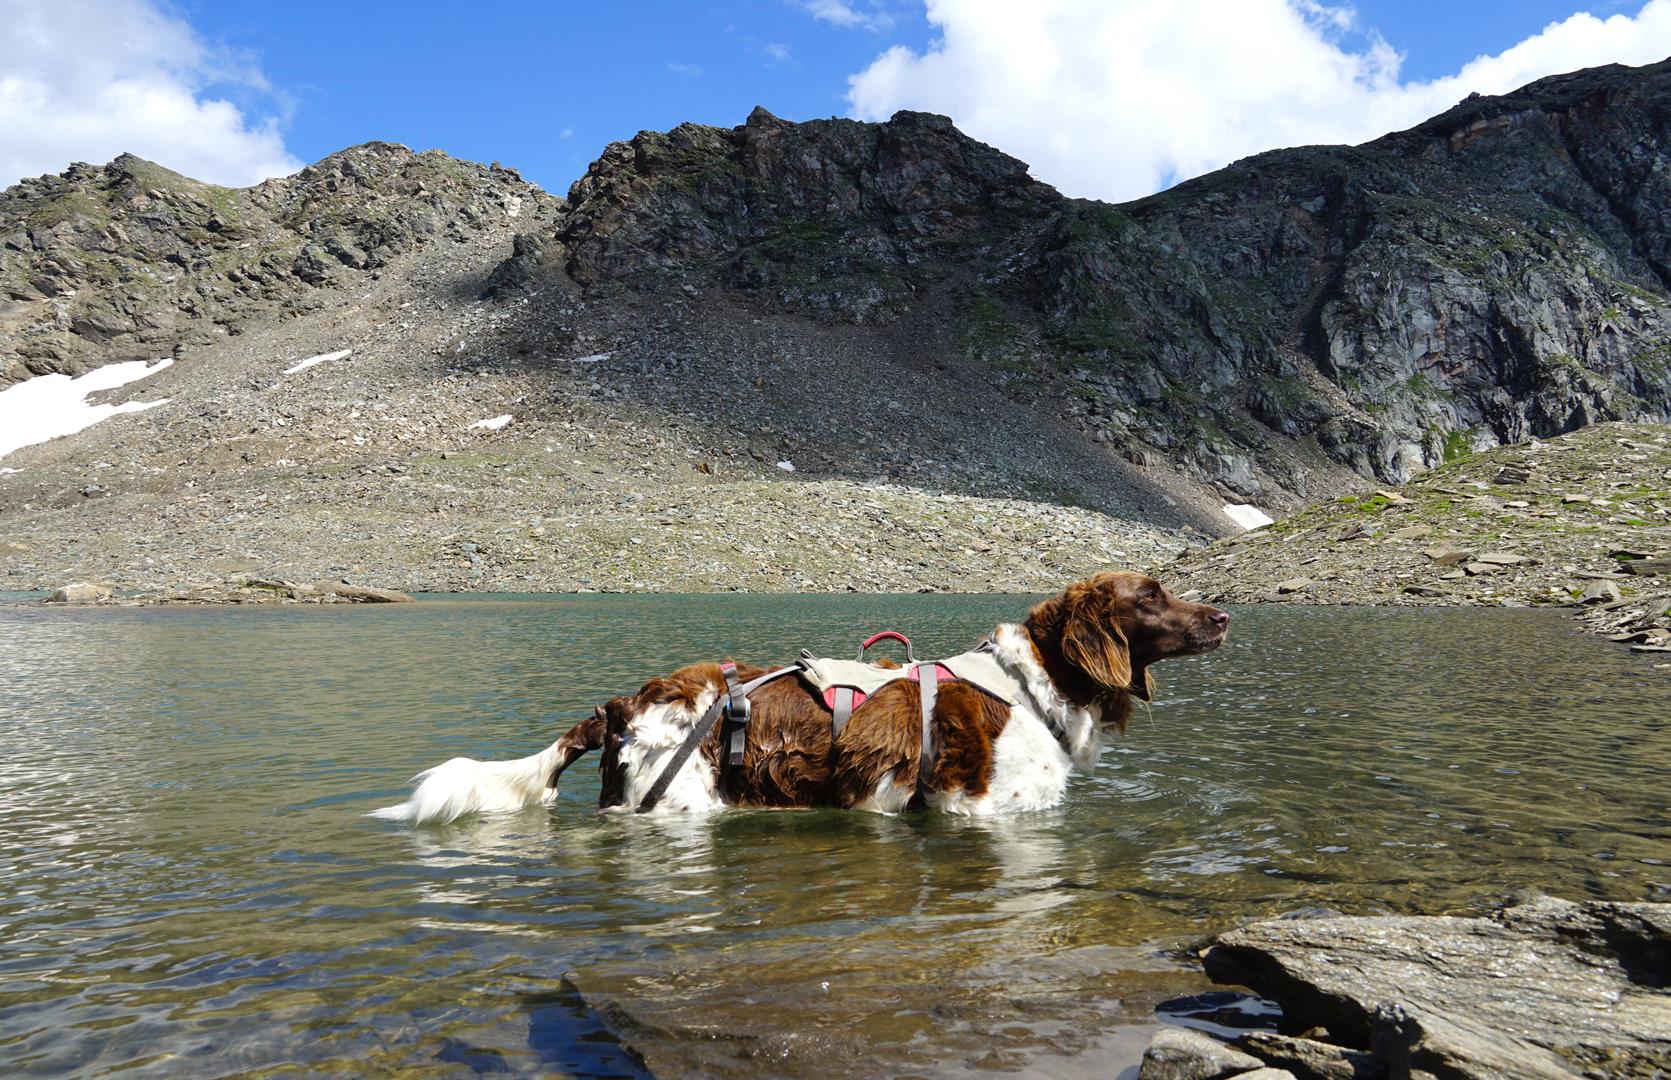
1025,571,1229,720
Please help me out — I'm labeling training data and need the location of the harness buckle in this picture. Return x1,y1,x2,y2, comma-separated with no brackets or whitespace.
723,695,751,769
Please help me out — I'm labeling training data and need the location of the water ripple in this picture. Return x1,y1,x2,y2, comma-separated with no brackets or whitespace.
0,598,1666,1077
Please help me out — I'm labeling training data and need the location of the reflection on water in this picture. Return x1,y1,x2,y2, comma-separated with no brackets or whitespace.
0,597,1665,1077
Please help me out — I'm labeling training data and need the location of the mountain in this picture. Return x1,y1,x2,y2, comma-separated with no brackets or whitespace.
498,60,1671,502
1,58,1669,593
0,142,560,382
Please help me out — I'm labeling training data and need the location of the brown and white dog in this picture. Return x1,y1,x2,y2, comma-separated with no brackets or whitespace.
372,572,1229,824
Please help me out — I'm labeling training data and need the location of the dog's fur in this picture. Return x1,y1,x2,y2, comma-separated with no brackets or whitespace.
372,572,1228,823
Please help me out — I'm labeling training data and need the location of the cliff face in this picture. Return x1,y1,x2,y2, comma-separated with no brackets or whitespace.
4,58,1671,510
491,60,1671,501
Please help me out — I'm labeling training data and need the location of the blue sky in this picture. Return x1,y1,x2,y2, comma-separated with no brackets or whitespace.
182,0,1638,192
5,1,1671,201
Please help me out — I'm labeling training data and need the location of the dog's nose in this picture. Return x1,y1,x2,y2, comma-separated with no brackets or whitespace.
1210,611,1230,628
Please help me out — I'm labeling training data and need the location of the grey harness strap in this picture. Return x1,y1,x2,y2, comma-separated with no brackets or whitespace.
635,664,801,813
916,663,939,792
831,686,856,737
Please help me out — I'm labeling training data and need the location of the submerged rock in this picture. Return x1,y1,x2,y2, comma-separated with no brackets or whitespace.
1192,896,1671,1079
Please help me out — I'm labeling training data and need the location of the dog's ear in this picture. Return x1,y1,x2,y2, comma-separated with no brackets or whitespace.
1061,595,1134,692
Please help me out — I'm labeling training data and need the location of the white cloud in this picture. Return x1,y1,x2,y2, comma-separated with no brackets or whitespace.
0,0,300,189
800,1,895,32
847,0,1671,202
765,42,795,64
667,62,704,76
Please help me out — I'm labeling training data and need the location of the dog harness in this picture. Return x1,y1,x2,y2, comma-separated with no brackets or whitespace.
634,632,1022,813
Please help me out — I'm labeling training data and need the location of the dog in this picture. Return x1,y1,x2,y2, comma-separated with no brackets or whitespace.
372,572,1229,823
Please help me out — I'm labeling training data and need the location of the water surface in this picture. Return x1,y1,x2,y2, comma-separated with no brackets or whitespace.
0,597,1666,1077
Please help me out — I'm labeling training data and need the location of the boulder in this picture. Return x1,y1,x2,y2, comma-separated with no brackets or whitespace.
1139,1026,1264,1080
317,582,414,603
1239,1032,1384,1079
43,582,111,604
1579,580,1622,604
1199,896,1671,1080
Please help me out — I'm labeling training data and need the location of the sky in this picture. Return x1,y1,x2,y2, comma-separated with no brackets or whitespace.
3,1,1671,204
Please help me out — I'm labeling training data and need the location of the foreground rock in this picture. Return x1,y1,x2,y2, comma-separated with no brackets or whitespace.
1139,1026,1266,1079
1165,896,1671,1079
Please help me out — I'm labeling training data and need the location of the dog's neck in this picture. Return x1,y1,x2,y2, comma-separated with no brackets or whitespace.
989,624,1103,771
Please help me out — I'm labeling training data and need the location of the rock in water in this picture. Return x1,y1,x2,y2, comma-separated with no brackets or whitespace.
1239,1032,1383,1079
44,583,111,604
316,583,414,603
1138,1026,1264,1080
1199,896,1671,1080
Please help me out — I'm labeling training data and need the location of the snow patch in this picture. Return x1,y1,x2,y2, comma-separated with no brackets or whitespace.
0,358,174,461
776,460,796,472
283,348,352,375
567,352,612,364
471,415,514,431
0,467,20,476
1223,503,1274,530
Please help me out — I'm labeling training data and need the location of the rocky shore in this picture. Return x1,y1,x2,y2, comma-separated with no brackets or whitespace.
1164,422,1671,661
1140,895,1670,1080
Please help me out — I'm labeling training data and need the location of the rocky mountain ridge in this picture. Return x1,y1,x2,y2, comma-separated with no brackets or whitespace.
0,143,560,385
3,58,1671,593
490,60,1671,506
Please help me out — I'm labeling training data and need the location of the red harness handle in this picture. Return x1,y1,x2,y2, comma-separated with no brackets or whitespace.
857,631,915,662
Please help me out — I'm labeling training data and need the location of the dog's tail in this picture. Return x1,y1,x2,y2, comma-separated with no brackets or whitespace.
370,710,605,825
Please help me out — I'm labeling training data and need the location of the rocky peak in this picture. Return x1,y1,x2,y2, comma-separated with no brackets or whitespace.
551,106,1058,320
0,143,560,386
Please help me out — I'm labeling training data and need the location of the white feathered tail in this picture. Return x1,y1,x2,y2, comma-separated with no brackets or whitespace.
370,737,571,825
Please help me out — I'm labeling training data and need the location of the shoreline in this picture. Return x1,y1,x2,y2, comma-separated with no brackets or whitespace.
1162,421,1671,664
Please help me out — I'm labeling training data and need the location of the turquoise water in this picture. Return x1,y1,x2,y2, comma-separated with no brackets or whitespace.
0,596,1666,1077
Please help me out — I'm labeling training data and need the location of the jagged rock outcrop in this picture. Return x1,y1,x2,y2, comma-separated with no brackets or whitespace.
550,106,1056,323
0,143,560,385
494,61,1671,500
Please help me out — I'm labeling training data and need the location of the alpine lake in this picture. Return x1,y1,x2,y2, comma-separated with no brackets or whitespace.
0,594,1666,1078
